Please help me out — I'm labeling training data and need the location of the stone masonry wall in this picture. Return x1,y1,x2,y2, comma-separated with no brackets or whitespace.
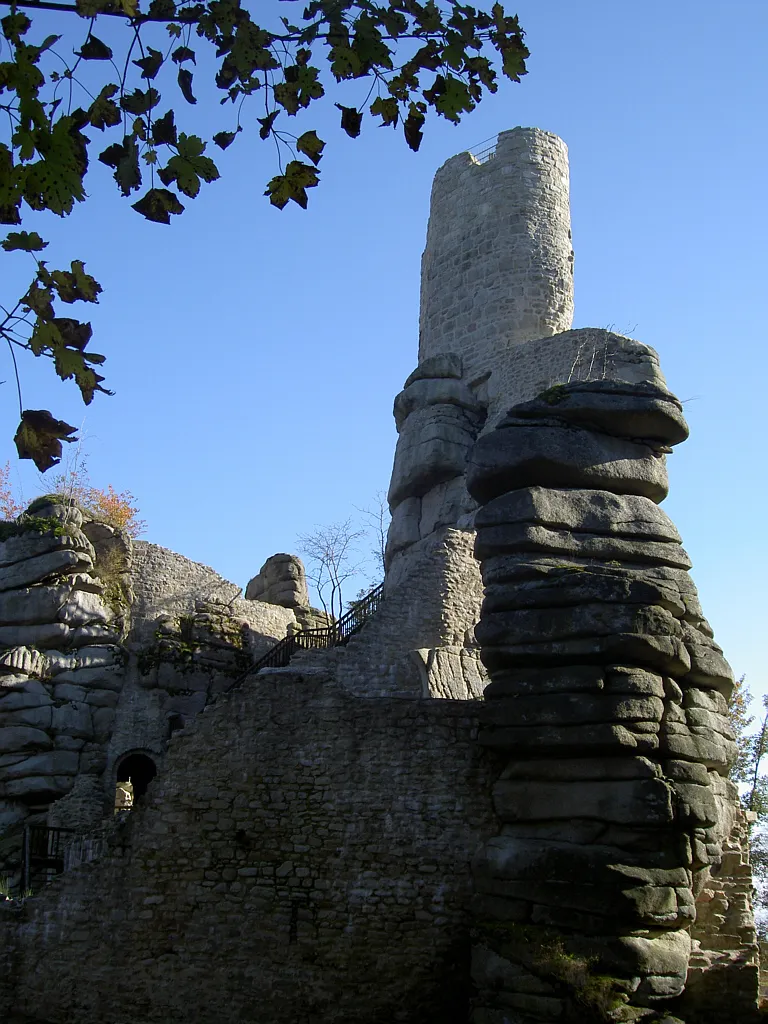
419,127,574,375
332,527,485,698
129,541,242,637
0,671,498,1024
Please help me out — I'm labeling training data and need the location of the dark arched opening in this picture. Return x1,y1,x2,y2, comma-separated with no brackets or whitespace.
116,752,157,801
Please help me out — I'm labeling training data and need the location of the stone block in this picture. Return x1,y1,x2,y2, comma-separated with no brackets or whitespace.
57,589,112,627
483,692,664,728
388,404,481,506
74,646,121,669
492,776,674,825
0,725,52,752
2,750,79,779
476,521,691,568
0,687,52,711
476,487,681,541
511,380,688,444
52,703,93,739
394,376,482,430
4,774,75,800
84,689,119,708
403,353,463,387
484,664,605,699
467,420,669,506
499,756,660,782
53,665,123,690
384,497,421,562
0,526,91,568
0,583,70,625
91,707,115,742
0,622,71,648
0,705,52,729
245,553,310,610
480,633,691,677
482,572,686,617
479,720,658,755
0,548,93,592
52,683,87,702
476,603,684,648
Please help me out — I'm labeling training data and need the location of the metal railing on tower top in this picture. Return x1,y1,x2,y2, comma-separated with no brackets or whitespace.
468,135,498,164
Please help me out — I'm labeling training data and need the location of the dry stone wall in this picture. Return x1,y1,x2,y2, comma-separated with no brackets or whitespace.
129,541,242,639
0,672,497,1024
333,527,486,699
680,806,760,1023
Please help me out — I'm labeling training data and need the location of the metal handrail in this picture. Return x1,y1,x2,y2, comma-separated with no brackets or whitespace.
21,825,76,894
249,582,384,677
468,134,498,164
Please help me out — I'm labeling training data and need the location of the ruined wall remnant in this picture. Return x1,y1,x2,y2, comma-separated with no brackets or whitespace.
0,673,497,1024
129,541,242,640
466,379,757,1021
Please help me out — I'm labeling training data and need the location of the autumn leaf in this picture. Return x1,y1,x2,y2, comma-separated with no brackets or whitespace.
178,68,197,104
213,129,240,150
403,104,425,152
14,409,77,472
131,187,185,224
370,96,398,127
120,88,161,116
49,260,102,303
133,48,164,81
87,85,121,131
157,133,219,198
296,130,324,166
2,230,47,252
152,110,177,146
264,160,319,210
336,104,362,138
76,35,112,61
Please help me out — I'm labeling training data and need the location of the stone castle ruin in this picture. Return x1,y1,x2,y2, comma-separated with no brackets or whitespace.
0,128,759,1024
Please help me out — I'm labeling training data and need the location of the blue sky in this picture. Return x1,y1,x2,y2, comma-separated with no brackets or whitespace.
2,1,766,700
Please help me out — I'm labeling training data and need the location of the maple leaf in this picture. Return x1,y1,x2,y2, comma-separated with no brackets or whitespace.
14,409,77,472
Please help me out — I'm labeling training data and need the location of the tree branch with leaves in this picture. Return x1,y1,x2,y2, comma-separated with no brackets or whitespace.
0,0,529,470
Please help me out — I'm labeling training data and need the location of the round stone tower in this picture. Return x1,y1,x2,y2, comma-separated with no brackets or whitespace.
418,127,574,382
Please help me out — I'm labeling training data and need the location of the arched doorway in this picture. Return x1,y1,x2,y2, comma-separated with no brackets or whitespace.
114,752,157,812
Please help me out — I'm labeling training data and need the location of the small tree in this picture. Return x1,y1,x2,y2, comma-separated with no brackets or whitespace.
355,490,391,584
0,462,26,520
0,452,145,537
728,675,768,914
298,518,365,622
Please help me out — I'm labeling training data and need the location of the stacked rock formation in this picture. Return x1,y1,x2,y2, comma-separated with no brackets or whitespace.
386,353,484,571
0,500,125,857
245,553,310,610
465,381,749,1020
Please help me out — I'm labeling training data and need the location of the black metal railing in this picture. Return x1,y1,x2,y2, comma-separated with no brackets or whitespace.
21,825,76,894
249,581,384,676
